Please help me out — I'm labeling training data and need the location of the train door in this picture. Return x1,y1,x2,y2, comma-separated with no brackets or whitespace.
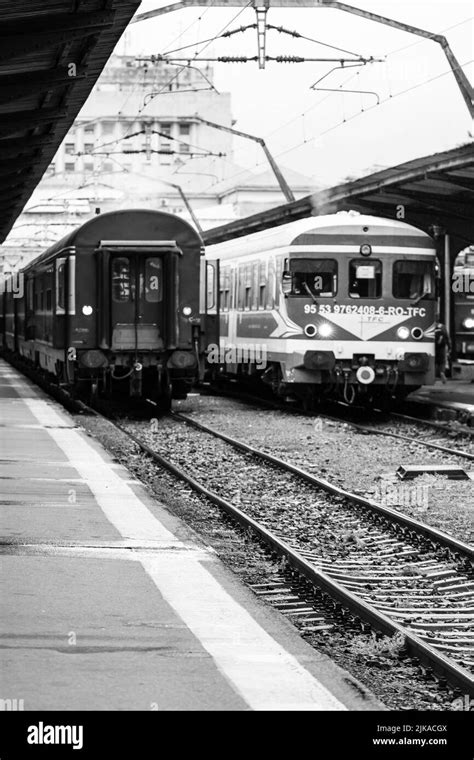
110,253,164,351
200,258,220,348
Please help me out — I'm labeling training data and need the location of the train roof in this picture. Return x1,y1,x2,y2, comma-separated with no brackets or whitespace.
17,209,203,272
206,212,435,259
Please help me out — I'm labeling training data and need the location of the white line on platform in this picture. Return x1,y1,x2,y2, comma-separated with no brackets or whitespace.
4,365,346,710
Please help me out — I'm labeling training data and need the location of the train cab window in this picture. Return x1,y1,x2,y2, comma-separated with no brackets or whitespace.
393,260,435,300
144,258,162,302
289,259,337,297
349,260,382,299
112,257,134,302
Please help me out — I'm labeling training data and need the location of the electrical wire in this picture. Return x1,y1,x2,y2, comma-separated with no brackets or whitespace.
201,57,474,193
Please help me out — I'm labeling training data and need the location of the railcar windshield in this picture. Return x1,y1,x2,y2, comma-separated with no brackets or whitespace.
392,260,436,300
349,260,382,299
286,258,337,297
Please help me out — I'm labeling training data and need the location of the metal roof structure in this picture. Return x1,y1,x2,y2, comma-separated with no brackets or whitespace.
0,0,140,244
203,143,474,253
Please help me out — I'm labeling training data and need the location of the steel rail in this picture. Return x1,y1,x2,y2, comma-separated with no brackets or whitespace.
171,410,474,560
113,415,474,696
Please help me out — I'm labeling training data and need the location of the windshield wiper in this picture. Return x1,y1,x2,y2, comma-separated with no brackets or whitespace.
303,282,319,305
411,290,431,306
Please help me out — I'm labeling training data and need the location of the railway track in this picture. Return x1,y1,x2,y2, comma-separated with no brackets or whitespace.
114,407,474,697
203,384,474,460
5,356,474,697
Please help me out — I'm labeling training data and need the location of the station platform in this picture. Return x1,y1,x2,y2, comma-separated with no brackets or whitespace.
0,360,380,712
408,378,474,421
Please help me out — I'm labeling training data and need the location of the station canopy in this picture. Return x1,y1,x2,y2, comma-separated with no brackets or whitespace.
203,143,474,253
0,0,140,244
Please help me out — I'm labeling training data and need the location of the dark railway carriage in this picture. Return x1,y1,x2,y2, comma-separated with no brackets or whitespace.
1,209,203,403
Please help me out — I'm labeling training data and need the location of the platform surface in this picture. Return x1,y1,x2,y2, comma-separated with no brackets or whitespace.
0,360,381,712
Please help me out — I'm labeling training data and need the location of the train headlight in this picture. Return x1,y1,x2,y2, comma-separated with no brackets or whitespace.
360,244,372,256
411,327,424,340
397,326,410,340
462,317,474,329
304,324,318,337
318,323,333,338
82,305,93,316
182,306,192,316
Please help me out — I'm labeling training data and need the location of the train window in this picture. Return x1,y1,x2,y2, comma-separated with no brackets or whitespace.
393,260,435,300
27,279,34,311
112,257,133,302
46,290,52,311
349,260,382,299
206,262,216,311
289,258,337,297
55,258,66,314
145,258,162,302
266,264,275,309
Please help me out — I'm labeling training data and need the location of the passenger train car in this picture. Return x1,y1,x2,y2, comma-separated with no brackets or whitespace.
0,209,202,405
204,212,438,405
453,244,474,363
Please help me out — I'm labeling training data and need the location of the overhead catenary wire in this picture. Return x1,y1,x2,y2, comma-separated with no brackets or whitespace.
201,57,474,193
89,2,252,158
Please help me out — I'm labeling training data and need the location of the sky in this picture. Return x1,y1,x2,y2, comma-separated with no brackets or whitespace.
115,0,474,189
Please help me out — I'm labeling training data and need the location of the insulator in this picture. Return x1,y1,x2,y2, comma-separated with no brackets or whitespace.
274,56,305,63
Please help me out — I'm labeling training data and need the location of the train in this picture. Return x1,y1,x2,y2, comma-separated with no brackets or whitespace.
453,244,474,363
0,209,203,407
203,212,439,407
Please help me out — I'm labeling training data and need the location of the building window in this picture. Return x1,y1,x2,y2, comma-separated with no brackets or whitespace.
65,162,75,172
101,121,115,135
65,143,75,155
84,143,94,154
84,163,94,172
84,124,95,134
103,162,114,172
179,123,190,136
179,143,190,153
